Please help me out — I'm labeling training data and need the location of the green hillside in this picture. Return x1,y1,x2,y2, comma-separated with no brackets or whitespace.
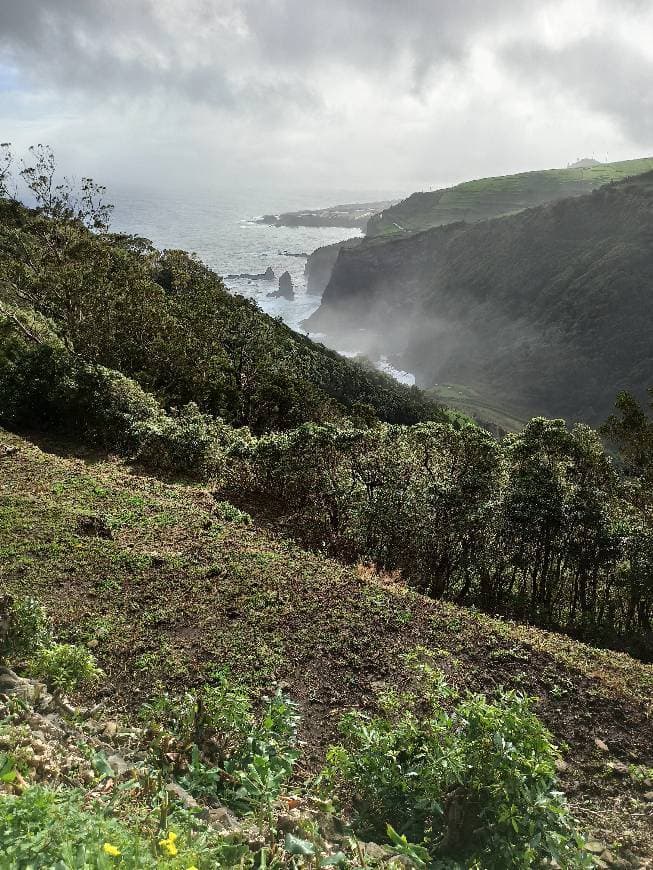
426,383,529,435
2,428,653,865
310,171,653,424
2,154,653,867
366,156,653,236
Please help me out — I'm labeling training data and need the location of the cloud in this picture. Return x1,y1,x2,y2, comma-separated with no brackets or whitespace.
500,35,653,145
0,1,651,191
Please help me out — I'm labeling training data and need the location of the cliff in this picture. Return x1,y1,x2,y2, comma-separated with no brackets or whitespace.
306,172,653,423
304,236,362,295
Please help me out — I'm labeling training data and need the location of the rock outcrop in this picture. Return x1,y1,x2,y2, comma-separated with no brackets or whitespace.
226,266,275,281
304,237,362,296
267,271,294,300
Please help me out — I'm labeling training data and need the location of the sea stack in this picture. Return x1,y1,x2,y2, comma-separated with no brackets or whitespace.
268,270,294,300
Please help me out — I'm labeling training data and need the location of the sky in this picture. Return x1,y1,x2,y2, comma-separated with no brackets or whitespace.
1,0,652,195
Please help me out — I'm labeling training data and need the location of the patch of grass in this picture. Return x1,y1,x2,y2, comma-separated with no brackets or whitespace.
1,428,653,860
367,156,653,236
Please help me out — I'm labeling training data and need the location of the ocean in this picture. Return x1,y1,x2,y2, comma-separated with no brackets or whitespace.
110,185,415,384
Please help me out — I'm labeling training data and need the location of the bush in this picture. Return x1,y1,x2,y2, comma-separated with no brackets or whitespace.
141,678,299,816
321,661,590,868
131,402,228,476
0,339,160,448
0,595,50,663
28,643,102,695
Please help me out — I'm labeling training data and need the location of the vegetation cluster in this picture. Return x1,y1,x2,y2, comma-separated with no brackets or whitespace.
0,595,591,868
1,147,652,865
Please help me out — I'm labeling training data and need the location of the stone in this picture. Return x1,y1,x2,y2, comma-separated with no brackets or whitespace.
608,760,629,777
0,670,41,703
586,840,608,854
208,805,240,831
276,811,302,833
107,754,131,777
643,791,653,802
601,851,632,869
267,271,295,300
226,267,275,281
103,721,118,738
594,738,609,753
359,842,392,861
166,781,201,810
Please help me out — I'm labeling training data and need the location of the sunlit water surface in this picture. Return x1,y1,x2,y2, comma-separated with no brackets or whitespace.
111,185,414,385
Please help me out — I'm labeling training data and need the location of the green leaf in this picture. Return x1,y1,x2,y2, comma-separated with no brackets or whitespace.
0,753,17,783
285,832,316,856
320,852,348,866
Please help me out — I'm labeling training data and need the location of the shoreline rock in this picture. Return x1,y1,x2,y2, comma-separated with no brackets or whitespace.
226,266,275,281
268,271,294,300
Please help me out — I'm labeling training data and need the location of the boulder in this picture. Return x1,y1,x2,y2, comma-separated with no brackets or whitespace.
268,271,294,300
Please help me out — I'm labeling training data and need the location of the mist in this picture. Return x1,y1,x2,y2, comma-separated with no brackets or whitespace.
2,0,653,194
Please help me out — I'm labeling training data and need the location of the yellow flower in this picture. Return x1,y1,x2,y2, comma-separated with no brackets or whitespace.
158,832,179,856
102,842,121,857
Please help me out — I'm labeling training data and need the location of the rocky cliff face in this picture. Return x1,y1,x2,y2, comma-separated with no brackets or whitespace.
306,174,653,423
304,237,362,295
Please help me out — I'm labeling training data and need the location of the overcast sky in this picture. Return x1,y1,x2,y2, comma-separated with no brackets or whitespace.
1,0,652,194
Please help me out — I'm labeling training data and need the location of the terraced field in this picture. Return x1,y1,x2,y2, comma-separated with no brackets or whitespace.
367,156,653,236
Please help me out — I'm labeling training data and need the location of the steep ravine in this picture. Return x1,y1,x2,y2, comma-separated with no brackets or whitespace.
305,173,653,423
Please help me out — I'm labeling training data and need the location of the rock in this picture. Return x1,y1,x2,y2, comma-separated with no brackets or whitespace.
207,805,240,831
359,842,393,861
586,840,608,854
166,781,201,811
0,670,42,703
278,271,293,297
594,738,609,753
601,851,632,869
268,271,294,300
226,267,275,281
276,811,302,833
554,758,568,773
107,754,131,777
608,760,629,777
643,791,653,801
103,721,118,738
76,515,113,539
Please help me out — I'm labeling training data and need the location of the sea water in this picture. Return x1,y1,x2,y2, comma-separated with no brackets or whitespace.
110,184,414,384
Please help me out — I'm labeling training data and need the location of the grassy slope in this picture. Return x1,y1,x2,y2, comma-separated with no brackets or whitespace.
367,156,653,236
2,428,653,860
425,383,529,434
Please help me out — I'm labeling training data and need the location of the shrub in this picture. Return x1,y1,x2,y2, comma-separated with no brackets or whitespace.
321,663,590,869
131,402,227,476
141,678,299,816
0,339,160,448
28,643,102,695
0,595,50,663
